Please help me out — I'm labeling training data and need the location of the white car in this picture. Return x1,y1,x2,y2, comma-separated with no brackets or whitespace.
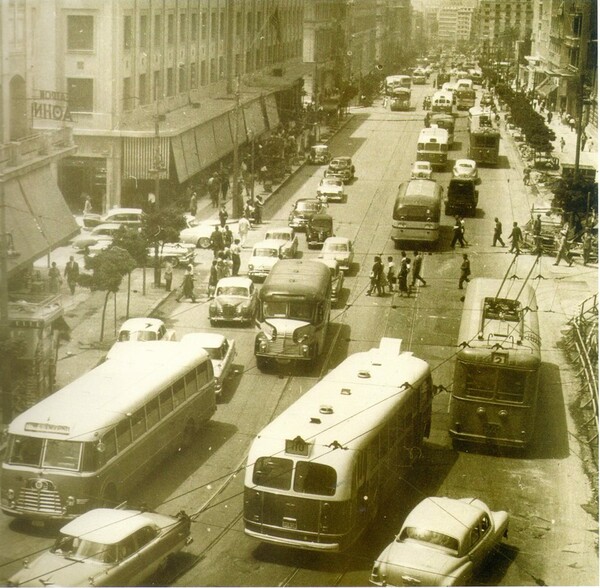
247,239,284,280
181,332,236,396
147,242,196,267
208,276,258,325
319,236,354,271
115,318,176,343
411,161,434,180
179,219,236,249
317,177,345,202
453,158,479,181
71,223,122,251
370,497,509,587
82,207,143,230
264,227,299,259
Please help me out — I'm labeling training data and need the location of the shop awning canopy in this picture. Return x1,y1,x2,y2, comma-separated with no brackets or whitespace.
535,79,558,97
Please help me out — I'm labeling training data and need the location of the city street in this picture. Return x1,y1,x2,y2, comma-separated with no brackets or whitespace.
2,80,596,586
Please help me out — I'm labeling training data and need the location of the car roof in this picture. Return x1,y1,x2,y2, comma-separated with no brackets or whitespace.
456,159,476,166
216,276,253,288
265,227,293,235
103,208,143,216
181,332,226,348
60,509,160,544
92,223,122,231
253,239,285,249
119,317,164,331
332,156,351,162
323,236,350,245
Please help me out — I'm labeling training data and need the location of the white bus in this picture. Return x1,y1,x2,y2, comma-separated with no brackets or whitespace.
244,338,433,552
385,74,411,92
1,342,215,521
431,89,454,114
417,126,449,169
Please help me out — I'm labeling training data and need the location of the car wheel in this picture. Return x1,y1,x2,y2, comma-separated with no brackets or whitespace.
256,356,270,372
198,236,211,249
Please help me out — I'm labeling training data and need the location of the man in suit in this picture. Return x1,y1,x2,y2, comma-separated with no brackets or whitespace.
64,256,80,295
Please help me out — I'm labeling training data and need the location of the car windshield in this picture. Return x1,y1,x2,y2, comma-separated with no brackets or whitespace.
416,164,429,170
253,248,279,258
400,527,459,554
325,243,348,252
52,534,115,564
216,286,248,297
311,220,331,230
263,301,314,321
331,160,349,168
118,329,158,341
267,232,290,241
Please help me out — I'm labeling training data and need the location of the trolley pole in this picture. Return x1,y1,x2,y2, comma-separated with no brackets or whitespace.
232,74,244,218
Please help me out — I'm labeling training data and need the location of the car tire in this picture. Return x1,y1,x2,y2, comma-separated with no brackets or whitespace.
256,356,269,372
198,236,211,249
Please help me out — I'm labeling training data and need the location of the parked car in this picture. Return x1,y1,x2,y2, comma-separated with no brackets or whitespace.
324,156,355,183
208,276,258,325
452,158,479,181
370,497,509,587
308,143,332,165
115,318,176,343
445,178,478,216
8,507,192,587
82,207,143,230
181,332,236,396
411,161,434,180
288,198,326,230
71,223,122,251
317,258,344,304
179,218,238,249
306,213,334,249
317,177,345,202
146,242,196,267
247,239,284,281
319,236,354,271
264,227,299,258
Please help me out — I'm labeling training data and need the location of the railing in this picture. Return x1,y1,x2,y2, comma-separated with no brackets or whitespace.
0,128,74,172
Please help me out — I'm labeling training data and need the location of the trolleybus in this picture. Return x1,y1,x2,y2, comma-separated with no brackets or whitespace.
431,90,454,114
244,337,433,551
392,179,443,246
468,107,501,165
425,112,455,146
417,126,449,169
455,88,477,110
449,278,541,450
254,259,331,370
1,342,215,521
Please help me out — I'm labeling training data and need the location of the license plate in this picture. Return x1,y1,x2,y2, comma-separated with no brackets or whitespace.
31,520,45,528
282,518,297,530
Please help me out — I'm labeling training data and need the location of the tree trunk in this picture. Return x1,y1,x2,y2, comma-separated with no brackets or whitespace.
153,243,161,287
100,290,110,341
126,272,131,318
113,291,117,336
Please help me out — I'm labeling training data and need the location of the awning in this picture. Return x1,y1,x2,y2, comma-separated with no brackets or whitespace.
536,79,558,97
242,98,267,137
6,166,79,277
212,113,234,158
123,137,170,180
264,94,280,129
194,122,219,169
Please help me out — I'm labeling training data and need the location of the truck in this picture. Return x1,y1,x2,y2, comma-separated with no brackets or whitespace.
445,178,478,216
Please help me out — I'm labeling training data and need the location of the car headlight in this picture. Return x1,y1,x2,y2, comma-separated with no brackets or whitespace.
248,263,254,270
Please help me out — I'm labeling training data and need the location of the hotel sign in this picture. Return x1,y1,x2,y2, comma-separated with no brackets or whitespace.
31,89,74,122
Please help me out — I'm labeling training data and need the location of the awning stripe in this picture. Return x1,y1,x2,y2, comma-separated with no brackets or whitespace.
122,137,170,180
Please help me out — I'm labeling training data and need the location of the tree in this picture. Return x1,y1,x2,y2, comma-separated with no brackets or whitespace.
141,207,187,287
111,227,149,313
78,247,137,341
551,177,598,222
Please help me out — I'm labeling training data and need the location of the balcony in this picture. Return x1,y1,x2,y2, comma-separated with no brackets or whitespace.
564,34,581,48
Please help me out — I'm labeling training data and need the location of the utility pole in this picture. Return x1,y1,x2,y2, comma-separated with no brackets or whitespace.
232,74,243,218
0,177,11,423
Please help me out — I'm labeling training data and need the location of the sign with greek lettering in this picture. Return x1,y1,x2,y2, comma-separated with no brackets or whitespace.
31,89,74,122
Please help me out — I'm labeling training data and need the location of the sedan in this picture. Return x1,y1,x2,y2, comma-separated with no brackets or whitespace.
319,236,354,272
324,156,355,183
317,258,344,304
264,227,299,258
8,508,192,587
179,218,237,249
370,497,509,587
71,223,122,251
208,276,258,325
115,317,176,343
453,158,479,181
411,161,433,180
147,242,196,267
247,239,284,281
288,198,326,230
181,332,236,396
317,177,345,202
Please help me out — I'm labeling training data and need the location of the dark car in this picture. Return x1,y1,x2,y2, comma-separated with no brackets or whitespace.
306,213,334,248
324,156,355,183
445,178,478,216
288,198,326,230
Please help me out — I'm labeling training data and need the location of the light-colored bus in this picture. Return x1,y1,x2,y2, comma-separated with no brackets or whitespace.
244,337,433,551
254,259,331,370
1,342,215,521
417,126,449,169
385,74,411,93
431,89,454,114
449,278,541,450
392,179,443,246
425,112,455,145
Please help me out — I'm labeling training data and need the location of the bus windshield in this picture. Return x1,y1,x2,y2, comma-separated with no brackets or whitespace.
395,204,437,221
460,363,528,402
263,301,314,321
8,435,83,471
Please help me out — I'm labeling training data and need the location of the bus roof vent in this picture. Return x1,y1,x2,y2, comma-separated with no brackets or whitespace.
319,405,334,415
340,388,351,395
357,370,371,378
310,417,322,424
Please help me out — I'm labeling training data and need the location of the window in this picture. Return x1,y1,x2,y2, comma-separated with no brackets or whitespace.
43,440,82,470
179,13,186,42
116,420,132,452
200,61,207,85
131,408,146,441
167,68,174,96
185,370,198,396
210,57,216,82
167,13,174,44
123,15,132,49
191,13,198,41
67,78,94,112
253,457,293,489
122,76,132,110
294,462,337,496
178,64,187,92
146,397,160,428
153,70,160,100
139,73,147,105
100,430,117,462
201,12,207,40
154,14,162,46
211,11,217,40
190,63,198,89
67,15,93,51
140,14,148,48
159,388,173,416
173,378,186,408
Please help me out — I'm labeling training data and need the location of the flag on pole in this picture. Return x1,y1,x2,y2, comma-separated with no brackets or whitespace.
270,7,282,43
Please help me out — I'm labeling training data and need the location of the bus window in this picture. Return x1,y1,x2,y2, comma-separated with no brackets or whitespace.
253,457,293,490
184,371,197,397
196,362,209,387
294,462,337,496
159,388,173,416
496,370,527,402
146,397,160,428
43,440,82,471
100,430,117,463
8,435,43,466
464,365,495,399
172,378,185,408
116,420,132,452
131,408,146,441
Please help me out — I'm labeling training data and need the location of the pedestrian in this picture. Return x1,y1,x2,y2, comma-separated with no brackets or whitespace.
587,138,594,152
231,239,242,276
509,221,523,255
553,230,574,266
450,216,465,248
210,226,224,257
366,256,384,296
458,253,471,289
207,260,218,298
48,262,62,293
569,116,576,132
492,217,505,247
581,229,593,266
523,166,531,185
222,249,234,277
581,132,588,151
459,216,468,246
386,256,396,292
397,252,411,297
560,137,565,152
176,265,197,302
219,205,229,228
208,173,220,208
164,260,173,292
411,251,426,287
547,111,552,124
83,195,92,216
220,172,230,202
254,194,264,224
64,256,80,295
238,215,251,246
189,192,198,217
533,214,542,237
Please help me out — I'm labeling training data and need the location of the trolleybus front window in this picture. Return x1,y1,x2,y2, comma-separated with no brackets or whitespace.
496,370,527,402
464,365,495,399
8,435,43,466
253,457,293,490
294,462,337,496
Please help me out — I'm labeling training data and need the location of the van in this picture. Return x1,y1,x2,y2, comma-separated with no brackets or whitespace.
445,178,478,217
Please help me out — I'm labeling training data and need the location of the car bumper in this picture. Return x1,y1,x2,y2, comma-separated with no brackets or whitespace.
289,218,309,229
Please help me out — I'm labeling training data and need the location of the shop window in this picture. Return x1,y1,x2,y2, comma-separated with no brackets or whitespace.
191,13,198,42
67,15,93,51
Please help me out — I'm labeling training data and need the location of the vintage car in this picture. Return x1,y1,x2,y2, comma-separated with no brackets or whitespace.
306,213,334,249
147,242,196,267
247,239,284,280
445,178,478,216
452,158,479,181
114,317,176,343
264,227,299,258
82,207,143,230
370,497,509,587
208,276,258,325
179,218,238,249
317,177,346,202
324,156,355,183
319,236,354,272
411,161,434,180
317,258,344,304
71,223,122,251
8,508,192,587
308,143,332,165
180,332,236,396
288,198,326,230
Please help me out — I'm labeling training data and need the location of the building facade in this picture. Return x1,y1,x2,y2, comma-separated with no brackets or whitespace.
437,6,475,46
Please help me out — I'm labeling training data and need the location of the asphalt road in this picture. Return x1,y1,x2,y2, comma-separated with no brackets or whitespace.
1,83,597,586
